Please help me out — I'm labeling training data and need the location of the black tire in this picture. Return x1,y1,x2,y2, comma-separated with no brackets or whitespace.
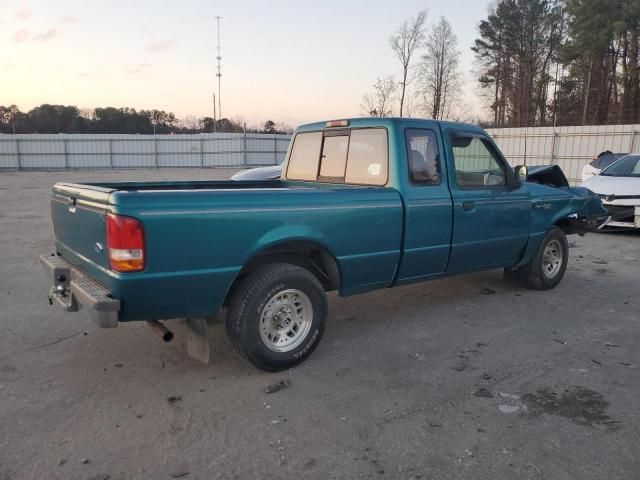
226,263,327,371
521,226,569,290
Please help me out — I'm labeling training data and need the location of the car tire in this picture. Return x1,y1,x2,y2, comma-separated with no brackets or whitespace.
521,227,569,290
226,263,327,371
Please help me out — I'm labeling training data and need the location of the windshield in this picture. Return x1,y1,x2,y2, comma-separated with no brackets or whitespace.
601,154,640,177
590,153,627,169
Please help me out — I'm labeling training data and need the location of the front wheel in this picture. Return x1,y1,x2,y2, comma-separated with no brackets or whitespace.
522,227,569,290
226,263,327,371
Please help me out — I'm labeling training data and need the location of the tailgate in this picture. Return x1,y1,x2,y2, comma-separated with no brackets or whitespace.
51,183,113,271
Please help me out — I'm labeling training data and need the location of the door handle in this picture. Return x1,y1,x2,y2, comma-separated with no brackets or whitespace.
462,201,475,211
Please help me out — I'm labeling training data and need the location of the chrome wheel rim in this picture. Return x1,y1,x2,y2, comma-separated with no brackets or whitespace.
542,239,563,279
259,289,313,353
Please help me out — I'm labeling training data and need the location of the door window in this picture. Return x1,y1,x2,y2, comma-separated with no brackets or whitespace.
451,135,506,187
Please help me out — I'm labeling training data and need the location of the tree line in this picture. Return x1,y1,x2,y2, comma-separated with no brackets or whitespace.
0,104,292,135
474,0,640,127
364,0,640,127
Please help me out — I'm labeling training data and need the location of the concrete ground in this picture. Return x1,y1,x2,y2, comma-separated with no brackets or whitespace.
0,168,639,480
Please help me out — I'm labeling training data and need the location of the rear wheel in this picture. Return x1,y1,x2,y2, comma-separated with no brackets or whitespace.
226,263,327,371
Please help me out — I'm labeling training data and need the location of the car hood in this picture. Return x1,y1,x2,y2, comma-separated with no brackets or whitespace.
231,165,282,181
581,175,640,196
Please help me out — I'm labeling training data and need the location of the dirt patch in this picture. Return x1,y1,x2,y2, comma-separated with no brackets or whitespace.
522,387,621,431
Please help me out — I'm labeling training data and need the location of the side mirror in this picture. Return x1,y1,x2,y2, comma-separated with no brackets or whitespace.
514,165,528,184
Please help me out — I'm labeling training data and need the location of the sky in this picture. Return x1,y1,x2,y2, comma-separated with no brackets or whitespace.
0,0,493,127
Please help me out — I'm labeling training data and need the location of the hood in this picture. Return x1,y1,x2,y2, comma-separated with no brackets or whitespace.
581,175,640,196
231,165,282,181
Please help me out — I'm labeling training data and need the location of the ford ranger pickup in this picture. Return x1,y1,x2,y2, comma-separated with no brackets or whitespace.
41,118,608,371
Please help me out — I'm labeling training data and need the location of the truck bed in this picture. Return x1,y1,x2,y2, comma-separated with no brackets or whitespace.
50,179,404,321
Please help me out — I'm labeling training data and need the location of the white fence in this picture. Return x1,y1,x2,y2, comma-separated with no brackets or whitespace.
486,124,640,184
0,132,291,169
2,125,638,183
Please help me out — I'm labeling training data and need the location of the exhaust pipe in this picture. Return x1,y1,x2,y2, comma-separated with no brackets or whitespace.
147,320,174,342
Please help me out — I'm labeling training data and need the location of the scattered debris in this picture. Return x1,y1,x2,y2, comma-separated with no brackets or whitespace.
605,342,621,348
568,241,576,248
591,359,602,366
465,449,473,457
593,260,608,265
428,422,443,428
474,387,494,398
514,293,523,296
270,420,280,425
481,287,496,295
498,405,520,413
595,268,608,274
303,458,318,470
167,395,182,405
499,392,520,400
114,363,123,368
81,458,90,465
265,379,291,394
58,459,67,466
170,464,190,478
618,362,631,366
553,338,568,345
481,372,492,380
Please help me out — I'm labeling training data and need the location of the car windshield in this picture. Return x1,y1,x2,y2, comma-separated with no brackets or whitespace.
590,153,627,169
600,154,640,177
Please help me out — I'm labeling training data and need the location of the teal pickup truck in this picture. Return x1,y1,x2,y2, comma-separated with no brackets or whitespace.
41,118,607,371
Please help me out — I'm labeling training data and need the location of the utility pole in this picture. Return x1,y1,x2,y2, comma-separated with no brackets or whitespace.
212,92,217,133
215,16,222,122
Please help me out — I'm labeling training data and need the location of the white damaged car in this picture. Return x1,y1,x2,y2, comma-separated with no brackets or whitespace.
581,153,640,229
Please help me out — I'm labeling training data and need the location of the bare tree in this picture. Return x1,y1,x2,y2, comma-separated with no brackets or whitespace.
362,77,397,117
181,115,199,130
420,17,462,120
389,10,427,117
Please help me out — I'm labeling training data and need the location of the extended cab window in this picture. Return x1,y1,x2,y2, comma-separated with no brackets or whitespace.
406,129,440,185
286,128,388,186
287,132,323,181
451,135,506,187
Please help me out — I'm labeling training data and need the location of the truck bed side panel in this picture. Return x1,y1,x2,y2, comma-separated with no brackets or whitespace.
76,186,403,321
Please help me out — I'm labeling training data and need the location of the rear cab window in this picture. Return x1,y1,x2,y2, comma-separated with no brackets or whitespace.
286,128,388,186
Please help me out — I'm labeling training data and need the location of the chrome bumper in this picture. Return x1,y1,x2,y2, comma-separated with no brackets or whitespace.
39,254,120,328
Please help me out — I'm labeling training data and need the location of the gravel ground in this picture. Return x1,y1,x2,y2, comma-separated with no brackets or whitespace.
0,168,639,480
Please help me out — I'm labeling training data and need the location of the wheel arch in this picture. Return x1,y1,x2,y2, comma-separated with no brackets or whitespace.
222,239,342,307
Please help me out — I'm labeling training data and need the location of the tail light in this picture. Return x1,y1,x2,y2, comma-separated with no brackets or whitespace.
106,213,145,272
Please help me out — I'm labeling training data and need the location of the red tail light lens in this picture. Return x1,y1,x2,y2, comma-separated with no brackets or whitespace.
106,213,145,272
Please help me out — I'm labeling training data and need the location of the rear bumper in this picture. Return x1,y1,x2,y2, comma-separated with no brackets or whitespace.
39,254,120,328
